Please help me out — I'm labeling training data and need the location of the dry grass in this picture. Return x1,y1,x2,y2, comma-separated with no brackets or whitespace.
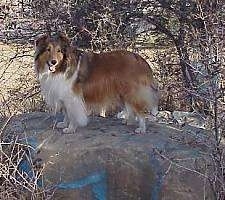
0,43,51,199
0,135,54,200
0,42,45,118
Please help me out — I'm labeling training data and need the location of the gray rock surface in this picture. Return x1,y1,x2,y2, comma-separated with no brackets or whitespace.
3,112,213,200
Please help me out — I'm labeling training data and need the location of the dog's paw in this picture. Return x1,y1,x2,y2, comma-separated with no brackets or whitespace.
56,122,67,129
134,127,146,134
117,111,126,119
62,127,75,134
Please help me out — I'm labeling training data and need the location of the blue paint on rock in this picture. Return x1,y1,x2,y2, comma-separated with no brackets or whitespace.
19,135,107,200
18,159,33,178
92,173,107,200
18,136,42,187
57,171,107,200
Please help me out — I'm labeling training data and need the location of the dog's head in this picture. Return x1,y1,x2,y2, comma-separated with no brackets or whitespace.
34,32,71,74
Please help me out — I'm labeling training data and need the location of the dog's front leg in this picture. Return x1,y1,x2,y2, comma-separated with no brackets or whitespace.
60,95,88,134
56,107,69,129
56,105,77,134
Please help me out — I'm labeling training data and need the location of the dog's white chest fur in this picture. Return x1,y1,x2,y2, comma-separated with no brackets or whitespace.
39,72,68,111
38,68,88,129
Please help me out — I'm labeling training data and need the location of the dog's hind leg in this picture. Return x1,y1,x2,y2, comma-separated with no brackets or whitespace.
135,85,159,133
135,115,146,134
123,100,147,133
123,84,159,134
122,103,136,125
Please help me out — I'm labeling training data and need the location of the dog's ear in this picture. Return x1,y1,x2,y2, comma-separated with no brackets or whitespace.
58,32,71,48
34,34,49,49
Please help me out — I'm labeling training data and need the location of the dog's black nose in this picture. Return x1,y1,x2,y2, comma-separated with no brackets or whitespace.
51,60,57,65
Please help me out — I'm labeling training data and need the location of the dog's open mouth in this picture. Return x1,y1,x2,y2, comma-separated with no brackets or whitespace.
49,65,56,72
47,62,57,72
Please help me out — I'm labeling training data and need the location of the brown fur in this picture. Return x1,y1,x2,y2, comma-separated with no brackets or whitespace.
35,33,158,118
72,51,157,115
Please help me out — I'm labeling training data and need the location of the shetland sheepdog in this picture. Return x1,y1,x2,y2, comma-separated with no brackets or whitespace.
34,32,159,134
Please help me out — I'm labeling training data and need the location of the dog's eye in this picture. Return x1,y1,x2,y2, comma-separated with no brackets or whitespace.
57,49,62,53
46,48,51,52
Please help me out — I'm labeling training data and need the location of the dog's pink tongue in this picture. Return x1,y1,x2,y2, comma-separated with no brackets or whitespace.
49,66,56,72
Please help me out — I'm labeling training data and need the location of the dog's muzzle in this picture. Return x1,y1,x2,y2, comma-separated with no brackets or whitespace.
47,61,57,72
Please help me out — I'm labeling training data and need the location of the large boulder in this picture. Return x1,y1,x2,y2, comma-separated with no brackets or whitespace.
3,112,213,200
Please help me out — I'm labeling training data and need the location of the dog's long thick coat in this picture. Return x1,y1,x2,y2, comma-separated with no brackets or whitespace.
34,33,159,133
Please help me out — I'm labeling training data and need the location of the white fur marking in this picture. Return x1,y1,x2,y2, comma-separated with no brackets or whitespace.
135,116,146,134
56,108,68,128
66,55,81,83
100,108,106,117
38,62,88,133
